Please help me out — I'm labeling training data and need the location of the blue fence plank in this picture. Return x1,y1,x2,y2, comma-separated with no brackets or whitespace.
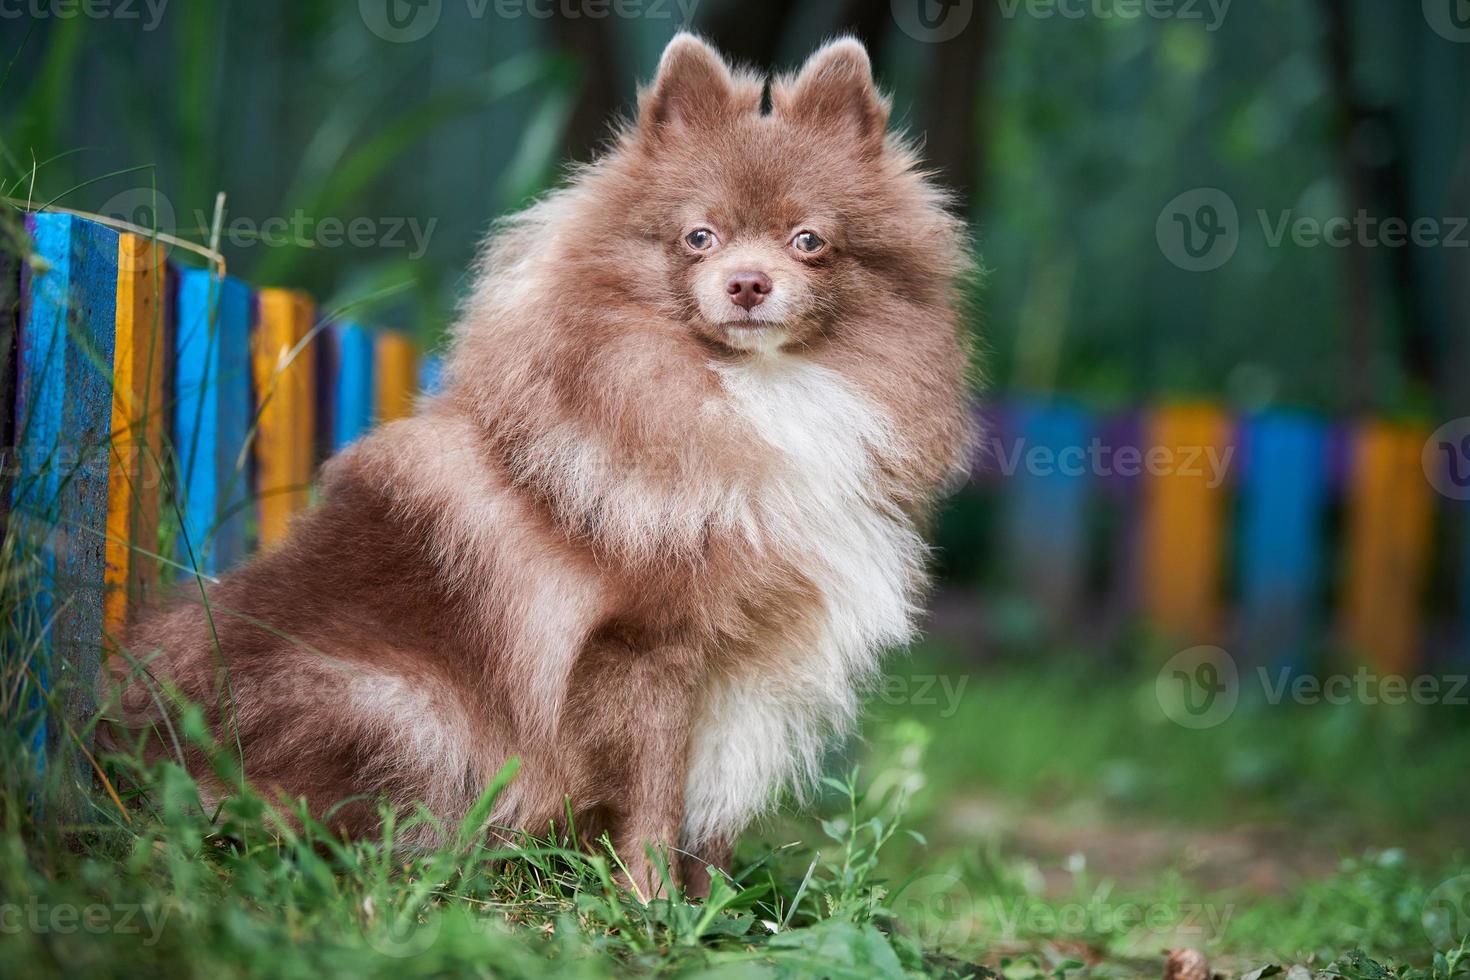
174,269,252,576
1237,411,1330,672
11,213,119,775
418,352,444,399
1003,399,1092,622
0,247,17,536
331,321,375,451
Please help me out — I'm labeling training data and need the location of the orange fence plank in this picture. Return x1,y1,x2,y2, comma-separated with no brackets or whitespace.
374,331,418,423
253,289,316,549
1139,404,1234,643
103,234,168,636
1342,421,1434,675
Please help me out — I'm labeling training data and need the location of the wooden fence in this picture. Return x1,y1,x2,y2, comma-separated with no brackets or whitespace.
3,212,1469,773
980,399,1470,670
2,212,441,769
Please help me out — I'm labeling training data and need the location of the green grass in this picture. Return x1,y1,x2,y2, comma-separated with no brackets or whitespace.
3,650,1470,978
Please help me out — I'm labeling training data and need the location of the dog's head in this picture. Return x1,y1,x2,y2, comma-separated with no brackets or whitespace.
593,33,965,356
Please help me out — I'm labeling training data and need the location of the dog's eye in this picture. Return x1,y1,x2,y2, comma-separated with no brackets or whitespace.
684,228,717,251
791,230,827,254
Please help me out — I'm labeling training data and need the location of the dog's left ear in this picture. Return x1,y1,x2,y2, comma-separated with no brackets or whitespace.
639,33,741,141
773,38,890,150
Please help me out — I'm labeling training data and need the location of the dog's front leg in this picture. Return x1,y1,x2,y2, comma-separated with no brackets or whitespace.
680,837,734,900
604,644,700,903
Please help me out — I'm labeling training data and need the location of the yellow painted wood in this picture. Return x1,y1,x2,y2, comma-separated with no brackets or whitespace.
253,289,316,549
374,330,418,423
1140,404,1234,643
1342,421,1434,675
104,234,167,637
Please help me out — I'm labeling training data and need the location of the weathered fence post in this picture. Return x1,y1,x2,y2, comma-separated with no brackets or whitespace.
1236,412,1329,671
253,289,316,549
11,213,119,788
103,235,169,638
174,269,252,576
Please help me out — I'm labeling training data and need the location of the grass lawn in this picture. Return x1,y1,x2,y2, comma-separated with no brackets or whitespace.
2,648,1468,978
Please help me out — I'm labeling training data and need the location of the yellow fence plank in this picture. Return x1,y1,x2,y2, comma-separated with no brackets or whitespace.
1342,421,1434,675
374,331,418,423
253,289,316,550
104,234,167,636
1140,404,1234,643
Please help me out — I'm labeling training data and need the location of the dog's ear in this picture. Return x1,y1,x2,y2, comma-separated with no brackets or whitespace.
638,33,739,140
773,38,890,150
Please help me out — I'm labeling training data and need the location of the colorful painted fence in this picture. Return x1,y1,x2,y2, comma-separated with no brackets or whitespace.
2,212,441,776
4,211,1469,778
982,399,1470,671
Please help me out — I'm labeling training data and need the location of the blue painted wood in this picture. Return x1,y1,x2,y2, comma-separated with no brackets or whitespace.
1236,411,1330,672
331,321,374,451
418,351,444,399
0,247,18,536
173,269,252,576
11,213,119,771
1003,399,1092,621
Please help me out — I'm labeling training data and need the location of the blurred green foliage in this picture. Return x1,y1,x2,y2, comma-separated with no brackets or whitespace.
2,0,1467,405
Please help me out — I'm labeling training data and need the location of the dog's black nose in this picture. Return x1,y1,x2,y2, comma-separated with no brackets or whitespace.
726,271,772,311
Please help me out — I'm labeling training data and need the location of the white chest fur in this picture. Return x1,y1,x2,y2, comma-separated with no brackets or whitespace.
681,356,926,848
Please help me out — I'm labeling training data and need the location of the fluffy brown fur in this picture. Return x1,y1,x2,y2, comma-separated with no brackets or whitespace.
104,33,974,899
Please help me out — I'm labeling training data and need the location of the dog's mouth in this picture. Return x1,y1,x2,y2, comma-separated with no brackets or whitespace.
718,320,782,330
712,319,791,354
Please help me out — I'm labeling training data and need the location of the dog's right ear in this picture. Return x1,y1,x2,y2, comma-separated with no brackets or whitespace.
638,33,739,141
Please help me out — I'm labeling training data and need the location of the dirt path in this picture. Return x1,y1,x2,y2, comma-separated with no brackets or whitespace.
942,794,1345,896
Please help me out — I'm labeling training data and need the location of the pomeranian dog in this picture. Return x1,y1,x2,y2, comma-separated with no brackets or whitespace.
105,32,973,898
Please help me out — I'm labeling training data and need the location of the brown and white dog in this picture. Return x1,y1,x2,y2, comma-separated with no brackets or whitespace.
106,33,973,898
